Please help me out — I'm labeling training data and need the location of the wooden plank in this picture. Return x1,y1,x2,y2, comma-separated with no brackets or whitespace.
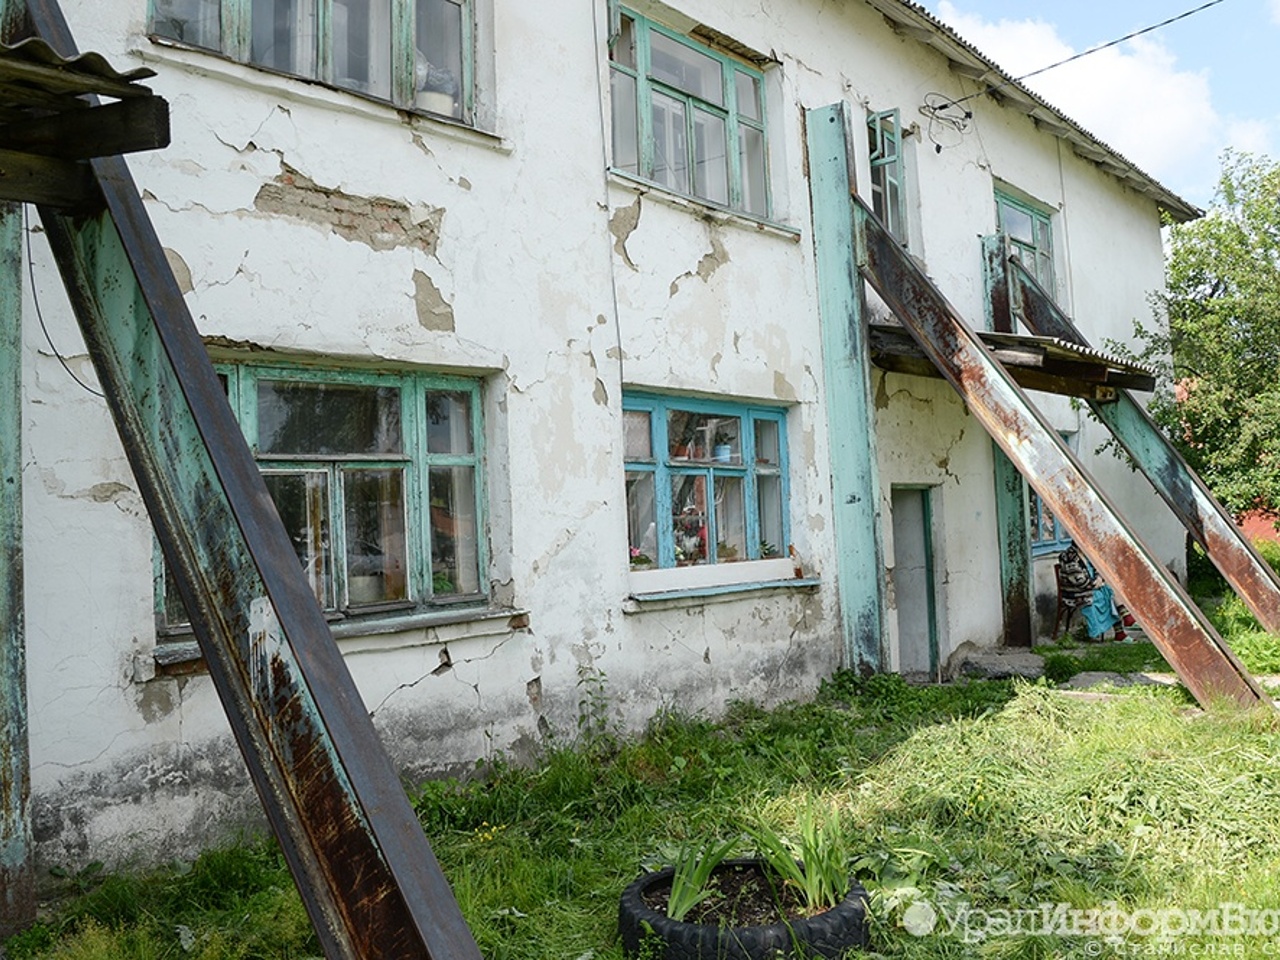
806,103,887,671
0,200,34,939
0,147,96,207
0,78,86,112
0,96,169,159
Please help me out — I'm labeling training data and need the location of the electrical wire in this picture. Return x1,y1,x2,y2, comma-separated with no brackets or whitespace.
952,0,1230,106
23,204,104,398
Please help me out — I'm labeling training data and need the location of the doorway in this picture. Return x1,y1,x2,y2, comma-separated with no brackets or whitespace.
891,486,940,679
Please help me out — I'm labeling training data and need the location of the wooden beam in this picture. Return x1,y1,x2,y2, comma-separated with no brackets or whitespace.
0,148,96,207
0,96,169,159
0,78,85,112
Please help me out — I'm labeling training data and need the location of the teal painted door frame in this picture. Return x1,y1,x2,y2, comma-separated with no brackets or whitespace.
805,103,886,671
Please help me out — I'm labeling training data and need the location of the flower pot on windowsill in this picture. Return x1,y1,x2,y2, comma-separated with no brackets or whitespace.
618,858,870,960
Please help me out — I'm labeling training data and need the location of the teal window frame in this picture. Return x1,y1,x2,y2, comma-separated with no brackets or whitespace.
157,361,487,630
623,393,788,570
1029,432,1074,557
995,190,1054,291
608,8,770,218
148,0,475,121
867,108,906,242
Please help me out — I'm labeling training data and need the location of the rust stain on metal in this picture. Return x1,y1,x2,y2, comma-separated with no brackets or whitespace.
856,200,1266,709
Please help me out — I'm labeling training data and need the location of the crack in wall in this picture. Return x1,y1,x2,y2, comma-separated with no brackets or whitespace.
669,232,730,297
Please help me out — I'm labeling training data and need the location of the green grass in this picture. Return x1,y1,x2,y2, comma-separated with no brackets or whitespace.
12,673,1280,958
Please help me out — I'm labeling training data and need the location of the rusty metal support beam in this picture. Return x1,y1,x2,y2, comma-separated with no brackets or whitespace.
24,2,482,956
855,199,1267,709
0,200,34,938
996,244,1280,636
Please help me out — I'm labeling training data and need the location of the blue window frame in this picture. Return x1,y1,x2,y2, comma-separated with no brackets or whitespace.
160,361,486,628
1029,432,1074,557
609,8,769,217
623,394,787,570
149,0,474,121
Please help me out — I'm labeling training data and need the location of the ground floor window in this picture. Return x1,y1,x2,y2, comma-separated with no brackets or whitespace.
1029,432,1075,557
159,362,486,629
623,393,787,570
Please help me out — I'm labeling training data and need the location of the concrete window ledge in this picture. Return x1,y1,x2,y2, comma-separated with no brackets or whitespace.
622,578,820,614
152,606,529,675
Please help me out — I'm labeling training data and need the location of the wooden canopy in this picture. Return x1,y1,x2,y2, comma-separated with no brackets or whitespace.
0,37,168,207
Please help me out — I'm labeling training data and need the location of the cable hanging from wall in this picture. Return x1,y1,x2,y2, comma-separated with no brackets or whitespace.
920,0,1230,154
23,204,104,398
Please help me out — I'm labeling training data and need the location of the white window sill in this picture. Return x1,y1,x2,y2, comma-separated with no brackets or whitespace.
625,558,818,612
153,605,528,672
608,170,801,241
624,577,820,613
134,36,512,154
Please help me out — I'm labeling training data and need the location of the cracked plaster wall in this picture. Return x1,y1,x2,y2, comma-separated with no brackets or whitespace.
13,0,1182,866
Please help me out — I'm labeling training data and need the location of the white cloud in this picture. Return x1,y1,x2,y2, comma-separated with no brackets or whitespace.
1271,0,1280,25
933,2,1225,203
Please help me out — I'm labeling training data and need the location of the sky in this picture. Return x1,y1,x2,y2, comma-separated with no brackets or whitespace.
918,0,1280,209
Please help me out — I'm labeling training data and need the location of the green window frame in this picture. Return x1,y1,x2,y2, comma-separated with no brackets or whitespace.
148,0,474,121
158,362,487,630
623,394,788,570
996,190,1054,291
867,108,906,242
609,8,770,218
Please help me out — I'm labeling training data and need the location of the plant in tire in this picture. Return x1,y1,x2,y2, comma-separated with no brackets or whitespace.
749,803,852,914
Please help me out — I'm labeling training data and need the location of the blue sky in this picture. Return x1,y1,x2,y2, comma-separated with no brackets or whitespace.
920,0,1280,209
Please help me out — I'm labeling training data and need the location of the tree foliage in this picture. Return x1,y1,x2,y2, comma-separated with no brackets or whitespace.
1145,151,1280,518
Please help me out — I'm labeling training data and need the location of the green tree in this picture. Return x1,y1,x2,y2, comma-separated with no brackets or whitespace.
1145,151,1280,519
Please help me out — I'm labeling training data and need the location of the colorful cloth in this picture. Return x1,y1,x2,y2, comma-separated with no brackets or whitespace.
1058,545,1120,639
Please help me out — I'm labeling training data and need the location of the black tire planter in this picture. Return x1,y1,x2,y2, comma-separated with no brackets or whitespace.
618,858,870,960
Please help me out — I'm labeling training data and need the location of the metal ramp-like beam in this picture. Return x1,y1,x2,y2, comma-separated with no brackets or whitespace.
852,197,1266,709
990,242,1280,637
17,1,483,956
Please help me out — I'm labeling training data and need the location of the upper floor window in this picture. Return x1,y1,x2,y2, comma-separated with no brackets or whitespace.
996,190,1054,291
160,362,486,630
867,108,906,242
624,394,787,570
609,9,769,218
150,0,471,120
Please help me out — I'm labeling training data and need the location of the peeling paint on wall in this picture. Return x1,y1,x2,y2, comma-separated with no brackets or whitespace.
669,233,730,297
254,164,445,254
412,270,455,331
162,248,193,295
609,197,642,271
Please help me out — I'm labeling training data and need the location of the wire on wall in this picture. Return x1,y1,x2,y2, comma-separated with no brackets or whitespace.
23,204,104,398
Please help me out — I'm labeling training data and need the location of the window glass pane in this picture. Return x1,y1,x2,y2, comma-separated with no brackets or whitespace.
886,176,903,239
693,109,728,206
757,473,783,558
624,410,651,459
343,469,408,605
626,471,656,568
430,465,480,594
251,0,317,76
671,473,708,565
998,201,1035,245
332,0,391,99
611,69,640,176
264,471,333,608
415,0,463,117
735,71,760,122
754,419,779,465
714,475,745,563
651,92,689,193
426,390,473,455
611,14,636,68
739,124,767,217
258,381,402,455
152,0,220,48
668,410,739,462
649,31,723,105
